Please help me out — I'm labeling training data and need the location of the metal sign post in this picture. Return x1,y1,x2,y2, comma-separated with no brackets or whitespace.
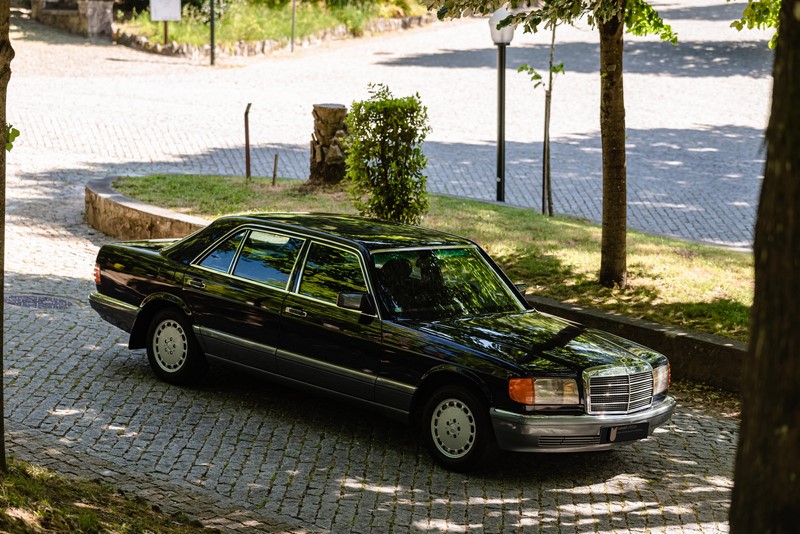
210,0,216,65
244,103,252,181
150,0,181,46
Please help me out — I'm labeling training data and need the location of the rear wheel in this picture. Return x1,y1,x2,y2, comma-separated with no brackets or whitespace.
146,309,207,385
421,385,494,471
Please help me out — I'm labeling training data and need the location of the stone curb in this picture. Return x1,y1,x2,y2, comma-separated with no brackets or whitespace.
84,177,745,393
528,296,745,393
85,176,208,240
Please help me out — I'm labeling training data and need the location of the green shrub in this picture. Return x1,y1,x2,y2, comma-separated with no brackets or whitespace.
344,84,431,224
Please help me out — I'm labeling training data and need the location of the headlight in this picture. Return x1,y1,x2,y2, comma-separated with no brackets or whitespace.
509,378,580,405
653,363,671,395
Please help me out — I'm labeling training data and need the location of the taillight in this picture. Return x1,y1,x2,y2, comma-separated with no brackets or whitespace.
94,264,101,284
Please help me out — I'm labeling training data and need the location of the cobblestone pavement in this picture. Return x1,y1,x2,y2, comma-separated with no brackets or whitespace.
4,1,755,531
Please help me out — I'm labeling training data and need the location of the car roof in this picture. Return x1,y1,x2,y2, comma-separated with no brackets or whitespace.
218,213,475,251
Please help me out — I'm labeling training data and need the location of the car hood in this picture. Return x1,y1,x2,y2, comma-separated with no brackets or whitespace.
417,310,661,374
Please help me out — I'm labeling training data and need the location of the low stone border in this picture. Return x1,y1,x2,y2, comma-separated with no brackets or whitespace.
528,296,745,393
85,176,207,240
84,176,745,393
112,13,437,59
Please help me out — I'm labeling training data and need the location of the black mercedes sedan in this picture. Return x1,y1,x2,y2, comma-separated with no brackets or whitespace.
90,213,675,470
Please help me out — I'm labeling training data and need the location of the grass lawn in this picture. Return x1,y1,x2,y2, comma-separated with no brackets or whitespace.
115,175,753,343
118,2,427,48
0,461,206,532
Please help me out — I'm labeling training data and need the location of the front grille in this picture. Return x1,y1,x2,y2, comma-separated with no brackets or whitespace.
587,370,654,415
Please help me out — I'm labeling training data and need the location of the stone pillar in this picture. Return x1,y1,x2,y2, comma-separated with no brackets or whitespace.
80,1,113,38
309,103,347,185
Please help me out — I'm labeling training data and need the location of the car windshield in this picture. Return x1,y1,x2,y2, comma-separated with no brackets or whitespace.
372,247,524,321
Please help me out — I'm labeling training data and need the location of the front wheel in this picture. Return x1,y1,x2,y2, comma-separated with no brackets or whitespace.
146,309,207,386
421,385,494,472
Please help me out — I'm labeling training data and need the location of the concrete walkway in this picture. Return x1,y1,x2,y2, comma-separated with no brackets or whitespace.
4,1,761,531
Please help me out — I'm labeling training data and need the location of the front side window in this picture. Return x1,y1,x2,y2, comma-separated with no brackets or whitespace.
232,230,305,289
373,247,523,320
299,244,367,304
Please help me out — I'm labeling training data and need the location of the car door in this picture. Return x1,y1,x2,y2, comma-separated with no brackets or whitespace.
277,241,382,401
182,227,305,372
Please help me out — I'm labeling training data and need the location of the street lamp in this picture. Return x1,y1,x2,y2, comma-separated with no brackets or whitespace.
489,7,514,202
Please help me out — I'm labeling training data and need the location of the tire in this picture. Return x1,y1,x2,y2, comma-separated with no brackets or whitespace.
421,385,494,472
146,309,207,386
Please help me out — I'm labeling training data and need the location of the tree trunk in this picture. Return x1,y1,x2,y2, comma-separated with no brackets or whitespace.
309,103,347,185
1,0,16,473
730,2,800,532
598,0,627,288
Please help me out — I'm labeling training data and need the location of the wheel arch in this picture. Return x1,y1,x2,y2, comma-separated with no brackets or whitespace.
410,366,493,422
129,293,192,349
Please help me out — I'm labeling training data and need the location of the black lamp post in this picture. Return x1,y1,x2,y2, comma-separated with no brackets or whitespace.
489,8,514,202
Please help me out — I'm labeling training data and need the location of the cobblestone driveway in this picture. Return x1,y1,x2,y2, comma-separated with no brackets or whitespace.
4,1,753,531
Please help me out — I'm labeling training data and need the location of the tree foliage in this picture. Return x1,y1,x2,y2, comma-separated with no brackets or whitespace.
5,123,17,151
728,0,781,48
427,0,675,42
344,84,431,225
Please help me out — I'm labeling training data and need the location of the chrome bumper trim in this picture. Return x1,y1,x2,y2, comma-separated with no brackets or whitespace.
490,396,676,452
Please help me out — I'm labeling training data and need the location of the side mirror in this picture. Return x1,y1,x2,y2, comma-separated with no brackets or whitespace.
337,292,376,315
514,283,528,295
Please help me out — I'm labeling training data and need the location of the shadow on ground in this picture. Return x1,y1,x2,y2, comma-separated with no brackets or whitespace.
377,38,772,79
11,121,762,249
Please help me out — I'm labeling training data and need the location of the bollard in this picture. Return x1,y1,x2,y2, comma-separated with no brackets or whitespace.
244,103,252,181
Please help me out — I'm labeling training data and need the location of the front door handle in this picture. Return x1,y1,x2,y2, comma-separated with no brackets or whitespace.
188,278,206,289
285,306,307,318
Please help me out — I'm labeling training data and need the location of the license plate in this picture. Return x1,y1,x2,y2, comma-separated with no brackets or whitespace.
601,422,649,444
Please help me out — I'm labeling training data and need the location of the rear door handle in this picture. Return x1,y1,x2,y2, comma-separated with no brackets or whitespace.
285,306,307,318
188,278,206,289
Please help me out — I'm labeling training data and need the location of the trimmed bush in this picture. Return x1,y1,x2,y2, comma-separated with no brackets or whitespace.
344,84,431,224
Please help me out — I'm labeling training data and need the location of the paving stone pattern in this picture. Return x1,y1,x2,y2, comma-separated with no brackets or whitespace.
5,1,757,531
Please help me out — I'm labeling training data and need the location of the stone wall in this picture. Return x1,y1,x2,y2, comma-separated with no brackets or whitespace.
85,177,207,240
113,13,437,59
529,296,746,393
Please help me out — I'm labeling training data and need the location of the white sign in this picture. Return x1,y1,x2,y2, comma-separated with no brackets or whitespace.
150,0,181,22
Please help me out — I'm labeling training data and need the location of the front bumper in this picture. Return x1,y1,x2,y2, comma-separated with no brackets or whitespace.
490,396,676,452
89,292,140,333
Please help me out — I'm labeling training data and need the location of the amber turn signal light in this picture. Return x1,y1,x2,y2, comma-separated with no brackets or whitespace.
508,378,535,404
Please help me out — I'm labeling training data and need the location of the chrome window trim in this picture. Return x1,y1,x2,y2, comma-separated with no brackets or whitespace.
292,240,380,318
191,225,308,293
370,244,479,256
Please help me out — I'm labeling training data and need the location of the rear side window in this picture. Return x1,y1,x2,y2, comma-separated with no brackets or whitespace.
232,231,305,289
299,243,367,304
198,231,246,273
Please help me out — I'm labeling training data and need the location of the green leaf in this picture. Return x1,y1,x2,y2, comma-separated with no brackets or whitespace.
6,124,20,151
728,0,780,48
